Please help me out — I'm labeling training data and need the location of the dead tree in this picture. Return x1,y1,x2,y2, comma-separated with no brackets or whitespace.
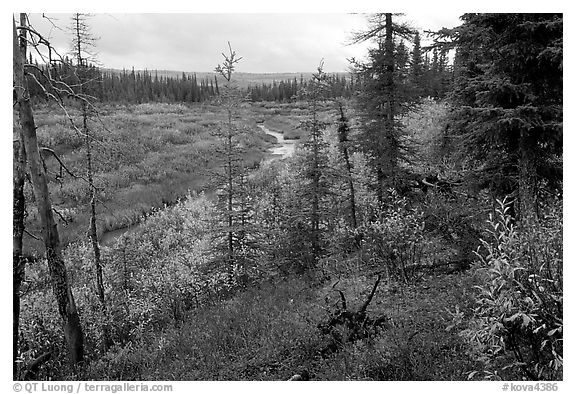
336,102,358,230
70,12,112,351
13,137,27,379
318,275,388,355
13,14,84,366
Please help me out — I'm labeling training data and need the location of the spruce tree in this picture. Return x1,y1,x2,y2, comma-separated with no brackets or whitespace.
447,13,562,223
410,31,424,96
352,13,417,205
297,62,331,264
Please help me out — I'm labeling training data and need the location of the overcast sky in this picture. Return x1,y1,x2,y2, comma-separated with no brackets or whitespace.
26,13,463,73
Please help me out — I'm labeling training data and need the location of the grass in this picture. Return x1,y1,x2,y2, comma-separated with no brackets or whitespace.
264,116,303,140
22,100,342,254
82,269,481,381
22,102,279,254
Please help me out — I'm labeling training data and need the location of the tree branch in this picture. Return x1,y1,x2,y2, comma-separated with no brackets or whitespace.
359,274,382,315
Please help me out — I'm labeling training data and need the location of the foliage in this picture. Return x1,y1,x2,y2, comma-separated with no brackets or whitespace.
446,14,563,216
15,12,564,383
85,278,321,380
454,199,563,380
82,271,479,381
358,189,426,281
402,98,451,172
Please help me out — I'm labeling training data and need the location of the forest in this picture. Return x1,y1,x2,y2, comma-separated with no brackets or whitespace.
12,13,562,382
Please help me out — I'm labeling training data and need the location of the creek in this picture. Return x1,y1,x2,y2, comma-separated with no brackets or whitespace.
100,122,295,246
257,123,296,158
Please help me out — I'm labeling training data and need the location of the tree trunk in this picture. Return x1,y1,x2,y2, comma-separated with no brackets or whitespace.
337,103,358,230
518,130,539,224
310,99,321,260
383,13,397,186
86,120,111,351
376,168,385,207
72,13,112,350
227,108,234,261
13,15,84,366
13,134,26,379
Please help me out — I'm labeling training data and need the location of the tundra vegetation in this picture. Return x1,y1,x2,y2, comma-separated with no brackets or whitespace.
13,13,562,381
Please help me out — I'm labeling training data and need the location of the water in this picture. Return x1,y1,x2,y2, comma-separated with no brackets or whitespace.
258,124,296,158
100,122,297,246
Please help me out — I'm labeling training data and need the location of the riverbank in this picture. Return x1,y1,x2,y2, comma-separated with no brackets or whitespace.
100,120,297,246
24,103,271,254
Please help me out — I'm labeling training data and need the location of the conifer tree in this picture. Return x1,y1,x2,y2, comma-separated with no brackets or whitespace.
410,31,424,96
352,13,416,205
295,62,331,264
446,13,562,223
213,43,256,277
336,101,357,230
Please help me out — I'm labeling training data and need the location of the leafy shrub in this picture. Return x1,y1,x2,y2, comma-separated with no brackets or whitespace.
422,191,485,265
360,189,426,281
402,98,450,170
456,200,563,380
85,278,321,381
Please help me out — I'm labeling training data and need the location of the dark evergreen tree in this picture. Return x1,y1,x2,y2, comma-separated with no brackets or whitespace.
410,31,425,96
294,62,331,266
445,13,562,223
351,13,417,204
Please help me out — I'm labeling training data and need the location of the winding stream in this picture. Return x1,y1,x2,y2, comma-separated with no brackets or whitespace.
100,121,296,246
258,123,296,158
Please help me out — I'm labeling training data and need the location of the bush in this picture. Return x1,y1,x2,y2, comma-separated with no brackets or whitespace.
455,199,563,380
360,189,426,281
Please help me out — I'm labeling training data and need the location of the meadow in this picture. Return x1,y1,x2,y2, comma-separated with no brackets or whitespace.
23,101,287,253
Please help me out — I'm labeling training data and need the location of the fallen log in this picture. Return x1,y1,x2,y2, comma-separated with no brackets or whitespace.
318,275,388,356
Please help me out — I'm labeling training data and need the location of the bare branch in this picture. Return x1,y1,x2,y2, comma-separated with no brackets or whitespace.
24,229,42,241
41,13,65,33
359,274,382,314
337,290,347,310
52,207,70,225
40,147,101,191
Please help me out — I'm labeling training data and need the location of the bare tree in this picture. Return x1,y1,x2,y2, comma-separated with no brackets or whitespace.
13,128,27,379
69,12,112,351
13,14,84,367
336,101,358,231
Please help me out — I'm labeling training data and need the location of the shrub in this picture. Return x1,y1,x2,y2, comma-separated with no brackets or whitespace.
360,189,426,281
456,199,563,380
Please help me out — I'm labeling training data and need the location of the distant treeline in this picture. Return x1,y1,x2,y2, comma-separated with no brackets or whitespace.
246,73,353,101
25,46,452,104
26,61,220,104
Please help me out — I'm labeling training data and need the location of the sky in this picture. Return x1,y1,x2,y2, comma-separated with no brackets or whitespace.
25,12,463,73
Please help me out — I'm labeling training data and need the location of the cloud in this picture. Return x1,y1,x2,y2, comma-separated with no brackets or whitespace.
26,13,462,73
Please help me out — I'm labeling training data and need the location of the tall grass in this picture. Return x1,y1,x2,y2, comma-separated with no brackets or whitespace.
25,102,272,253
